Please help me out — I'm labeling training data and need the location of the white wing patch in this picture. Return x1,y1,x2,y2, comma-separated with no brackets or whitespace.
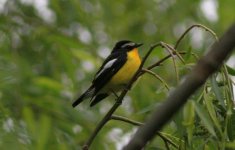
95,58,117,79
121,42,135,48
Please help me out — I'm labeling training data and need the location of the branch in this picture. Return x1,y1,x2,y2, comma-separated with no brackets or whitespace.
146,42,185,82
123,24,235,150
141,68,170,91
144,52,186,72
110,115,143,126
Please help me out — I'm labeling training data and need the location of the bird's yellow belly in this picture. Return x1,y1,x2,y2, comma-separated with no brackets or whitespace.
106,49,141,91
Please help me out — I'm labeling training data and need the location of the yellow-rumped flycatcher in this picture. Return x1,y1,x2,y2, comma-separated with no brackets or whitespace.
72,40,142,107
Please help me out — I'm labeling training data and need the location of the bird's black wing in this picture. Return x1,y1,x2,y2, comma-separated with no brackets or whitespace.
72,52,127,107
92,52,127,94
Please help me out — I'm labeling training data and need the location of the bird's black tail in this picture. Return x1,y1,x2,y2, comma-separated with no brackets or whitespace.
72,87,94,107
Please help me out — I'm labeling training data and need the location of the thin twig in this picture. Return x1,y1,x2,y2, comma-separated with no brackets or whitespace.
138,52,186,77
163,42,185,64
174,24,218,49
191,52,199,60
141,68,170,91
157,133,179,149
164,139,170,150
160,42,179,82
140,43,164,68
111,115,144,126
111,90,119,99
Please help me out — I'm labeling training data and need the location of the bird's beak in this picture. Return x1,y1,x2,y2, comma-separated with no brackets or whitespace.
135,43,143,48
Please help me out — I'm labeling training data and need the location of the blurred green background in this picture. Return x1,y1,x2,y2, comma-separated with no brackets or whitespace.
0,0,235,150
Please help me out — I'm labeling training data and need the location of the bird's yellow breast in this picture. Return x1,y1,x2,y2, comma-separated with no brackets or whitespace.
107,48,141,90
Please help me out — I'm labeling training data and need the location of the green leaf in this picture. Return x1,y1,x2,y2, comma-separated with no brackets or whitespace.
227,110,235,141
203,93,223,137
184,46,192,61
183,100,195,144
23,107,36,138
210,75,225,108
204,144,210,150
226,141,235,149
193,101,217,137
226,65,235,76
37,115,51,150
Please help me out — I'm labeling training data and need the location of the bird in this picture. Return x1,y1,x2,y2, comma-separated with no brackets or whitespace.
72,40,143,107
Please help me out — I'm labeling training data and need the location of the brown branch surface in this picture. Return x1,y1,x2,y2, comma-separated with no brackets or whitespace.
123,24,235,150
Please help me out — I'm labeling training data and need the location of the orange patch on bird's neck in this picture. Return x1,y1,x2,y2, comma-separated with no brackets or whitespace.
129,48,140,59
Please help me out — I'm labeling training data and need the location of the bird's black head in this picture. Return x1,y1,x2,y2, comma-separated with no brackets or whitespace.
111,40,143,53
